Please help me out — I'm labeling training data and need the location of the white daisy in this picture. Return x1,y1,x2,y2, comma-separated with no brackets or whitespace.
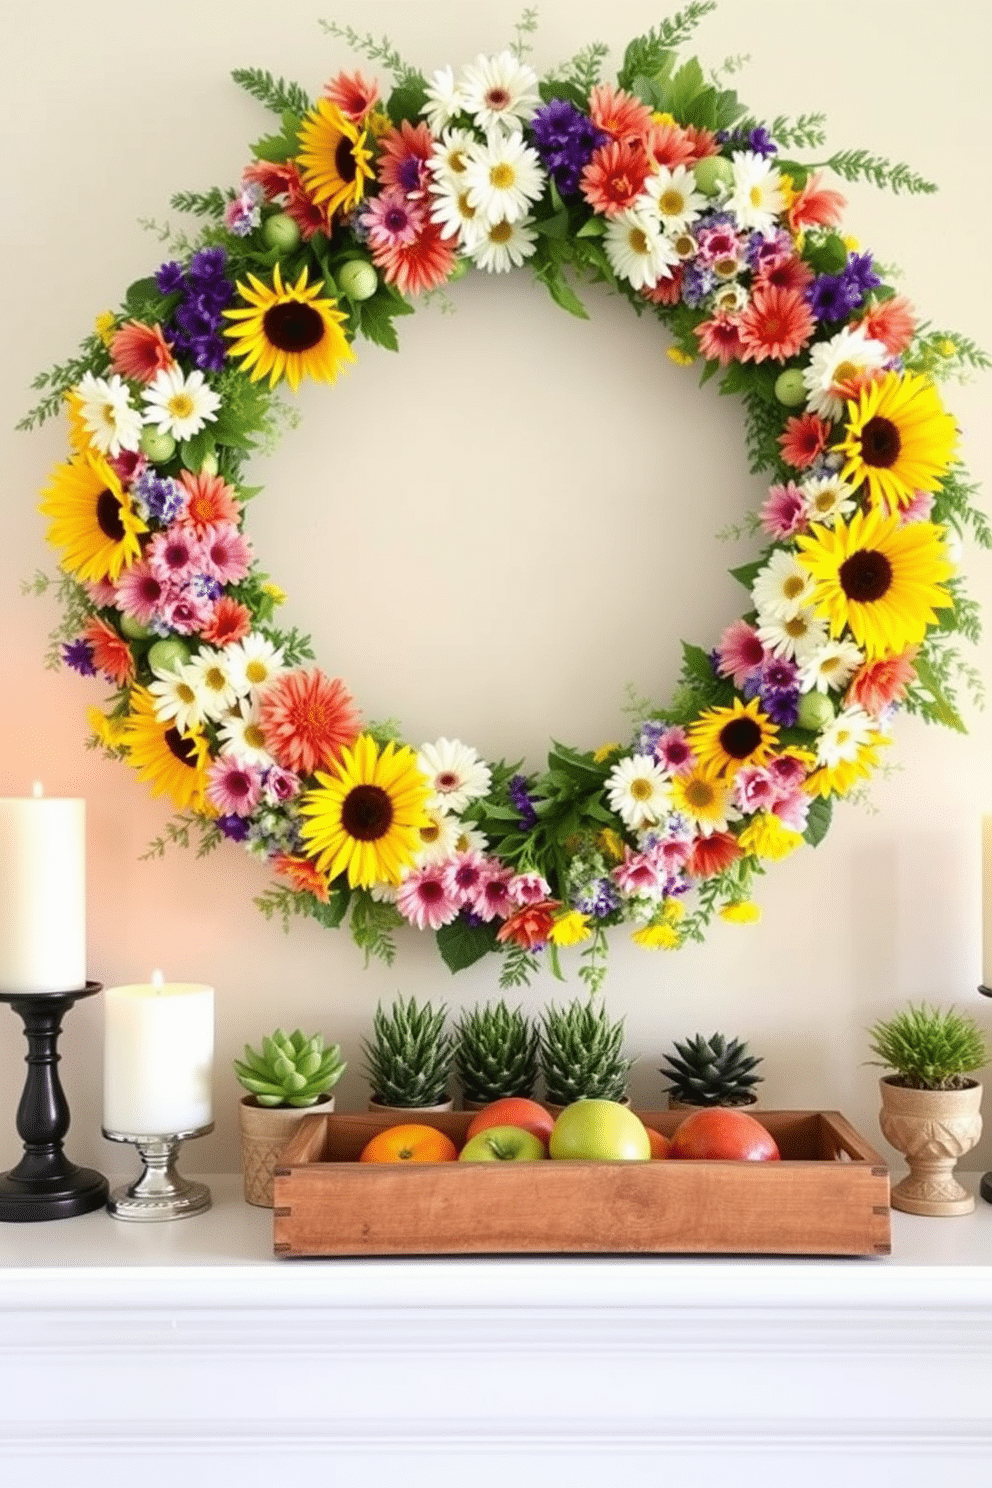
429,176,485,247
459,50,540,135
802,325,890,421
216,700,274,768
411,806,463,866
603,208,679,291
75,372,143,457
642,165,705,235
751,550,818,621
183,647,238,722
756,606,829,663
142,365,221,440
800,473,858,526
712,281,749,314
462,134,545,225
417,738,492,813
223,633,287,698
606,754,673,831
729,151,786,233
422,66,466,134
798,639,865,695
147,664,205,736
428,128,479,188
816,706,878,768
468,215,537,273
451,822,488,856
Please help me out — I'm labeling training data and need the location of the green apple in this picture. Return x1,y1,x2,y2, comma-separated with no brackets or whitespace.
774,369,807,407
262,212,301,252
693,155,734,198
338,259,378,301
119,613,152,641
146,637,191,675
139,427,176,464
796,690,836,731
458,1125,547,1162
548,1100,651,1161
198,451,219,476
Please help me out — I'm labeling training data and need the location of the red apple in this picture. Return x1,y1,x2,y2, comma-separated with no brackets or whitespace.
668,1108,780,1161
465,1097,555,1149
644,1126,671,1159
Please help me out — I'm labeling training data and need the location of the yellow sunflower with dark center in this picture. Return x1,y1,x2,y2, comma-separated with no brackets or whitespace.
688,698,779,779
39,453,146,583
295,98,374,216
122,687,212,812
837,370,958,509
223,264,355,392
795,506,953,659
298,733,432,889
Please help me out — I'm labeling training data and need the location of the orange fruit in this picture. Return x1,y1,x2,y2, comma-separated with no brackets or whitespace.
358,1123,458,1163
644,1126,671,1159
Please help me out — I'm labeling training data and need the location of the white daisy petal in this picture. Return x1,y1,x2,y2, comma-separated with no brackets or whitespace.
142,366,221,440
458,50,540,134
417,738,492,813
76,372,143,457
603,209,679,291
729,151,786,233
798,639,865,695
468,215,537,273
802,325,890,422
751,550,818,620
606,754,673,831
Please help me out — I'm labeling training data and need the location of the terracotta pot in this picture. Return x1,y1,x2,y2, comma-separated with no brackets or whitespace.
239,1094,333,1209
367,1095,454,1116
878,1076,983,1216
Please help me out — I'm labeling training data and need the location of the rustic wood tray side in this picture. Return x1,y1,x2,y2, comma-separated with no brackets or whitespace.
272,1109,891,1259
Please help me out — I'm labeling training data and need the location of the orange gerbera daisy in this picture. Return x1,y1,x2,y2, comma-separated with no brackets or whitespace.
581,139,652,216
779,412,831,470
685,830,744,878
643,120,697,170
376,119,433,192
110,320,175,384
845,649,918,716
853,295,917,357
496,900,560,951
738,285,815,363
83,617,135,685
259,668,361,777
271,852,331,902
200,595,252,647
324,69,380,123
370,219,456,296
588,83,654,142
787,171,846,231
179,470,241,532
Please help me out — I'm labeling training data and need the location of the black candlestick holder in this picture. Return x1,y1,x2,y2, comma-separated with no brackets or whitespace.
980,984,992,1206
0,983,108,1222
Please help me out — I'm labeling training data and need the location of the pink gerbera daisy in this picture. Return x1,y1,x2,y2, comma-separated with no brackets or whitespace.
370,218,456,296
258,668,361,776
396,865,460,931
470,865,514,922
206,755,263,817
444,851,488,905
508,871,552,906
612,849,664,895
324,70,380,123
650,835,694,874
715,620,765,687
778,413,831,471
757,255,815,294
362,187,427,250
732,766,778,815
770,787,810,833
768,754,809,790
115,561,165,625
199,522,253,585
285,177,333,241
787,171,846,231
853,295,917,357
159,586,216,636
738,285,815,363
376,120,434,196
200,595,252,646
654,726,696,776
87,578,118,608
580,139,652,216
845,651,917,717
759,481,808,539
147,527,204,585
83,617,135,686
695,311,744,367
588,83,654,142
263,766,302,805
178,471,241,533
110,321,175,384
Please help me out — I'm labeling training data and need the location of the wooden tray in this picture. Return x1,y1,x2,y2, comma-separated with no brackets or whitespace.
272,1108,890,1258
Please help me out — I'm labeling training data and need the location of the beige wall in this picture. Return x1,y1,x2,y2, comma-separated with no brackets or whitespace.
1,0,990,1174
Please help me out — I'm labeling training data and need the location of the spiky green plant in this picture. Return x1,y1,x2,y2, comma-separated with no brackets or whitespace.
660,1032,763,1107
361,995,453,1107
454,1000,539,1104
866,1003,988,1090
233,1028,346,1108
539,998,633,1106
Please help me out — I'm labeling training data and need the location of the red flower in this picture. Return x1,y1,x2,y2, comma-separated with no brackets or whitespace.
495,900,560,950
738,285,815,364
200,596,252,647
778,413,831,470
686,832,743,878
581,139,652,216
259,669,361,777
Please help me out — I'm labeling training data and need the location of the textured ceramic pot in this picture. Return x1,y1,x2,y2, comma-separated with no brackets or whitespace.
668,1095,759,1112
367,1096,454,1116
878,1077,983,1216
239,1094,333,1208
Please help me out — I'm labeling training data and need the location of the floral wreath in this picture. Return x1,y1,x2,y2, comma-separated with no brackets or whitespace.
26,4,988,993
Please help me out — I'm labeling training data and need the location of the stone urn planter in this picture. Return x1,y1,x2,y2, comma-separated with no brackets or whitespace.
877,1077,983,1216
239,1094,334,1208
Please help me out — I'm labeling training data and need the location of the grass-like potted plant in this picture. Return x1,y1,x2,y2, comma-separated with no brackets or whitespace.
361,995,454,1113
867,1002,988,1216
234,1028,346,1207
538,997,634,1114
660,1031,763,1109
454,1000,539,1109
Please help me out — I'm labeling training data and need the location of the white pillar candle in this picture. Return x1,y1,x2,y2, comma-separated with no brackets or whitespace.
103,972,214,1134
983,816,992,990
0,784,86,993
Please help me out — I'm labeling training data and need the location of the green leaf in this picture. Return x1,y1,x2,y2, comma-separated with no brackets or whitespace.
436,918,499,974
533,209,570,239
538,79,589,110
681,642,717,683
729,557,767,591
803,795,833,848
387,79,429,123
251,128,298,164
547,741,609,785
803,233,848,275
539,265,589,319
913,655,968,732
357,291,414,351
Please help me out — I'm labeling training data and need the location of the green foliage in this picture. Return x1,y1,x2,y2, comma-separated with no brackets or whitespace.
436,916,500,974
660,1031,763,1106
617,2,717,90
230,67,312,118
318,19,423,87
454,1000,539,1103
866,1003,988,1090
169,187,230,220
142,813,222,861
762,111,828,149
539,997,632,1104
349,892,403,967
234,1028,346,1107
819,148,937,196
510,5,540,61
361,996,454,1107
545,40,610,94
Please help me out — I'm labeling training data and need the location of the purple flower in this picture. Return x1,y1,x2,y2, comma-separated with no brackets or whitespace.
844,251,881,298
189,247,229,285
216,814,252,842
635,720,666,756
134,470,184,524
574,878,621,919
508,773,538,829
155,261,186,295
807,273,862,323
760,656,799,694
747,125,777,157
530,98,605,195
62,639,96,676
681,262,716,308
761,689,799,727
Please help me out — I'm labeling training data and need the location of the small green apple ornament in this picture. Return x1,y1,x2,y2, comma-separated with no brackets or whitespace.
262,212,301,253
146,638,191,675
548,1099,651,1161
774,369,807,407
198,451,219,476
458,1125,547,1162
139,427,176,464
796,691,836,731
693,155,734,198
118,614,152,641
337,259,378,301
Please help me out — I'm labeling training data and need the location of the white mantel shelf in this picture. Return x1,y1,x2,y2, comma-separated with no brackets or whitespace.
2,1173,991,1486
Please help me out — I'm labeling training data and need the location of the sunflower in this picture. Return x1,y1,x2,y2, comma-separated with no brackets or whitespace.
795,506,953,659
804,731,891,798
837,371,958,510
295,98,374,216
687,698,779,779
668,765,734,832
223,264,355,392
122,687,213,812
298,733,432,888
39,453,146,583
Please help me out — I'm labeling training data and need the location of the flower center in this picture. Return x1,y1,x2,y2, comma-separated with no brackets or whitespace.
630,777,654,800
858,415,902,468
685,778,716,809
419,878,444,903
335,136,358,184
489,220,513,244
785,615,809,638
659,189,685,215
419,823,441,844
831,359,859,389
628,226,649,255
749,185,763,206
341,783,394,841
384,205,409,232
245,660,268,684
96,489,126,541
244,724,265,749
176,683,196,704
263,300,326,352
436,771,459,790
164,728,198,766
839,548,893,603
782,575,805,599
227,771,251,799
485,86,511,109
719,718,763,759
204,666,226,693
167,393,195,421
457,191,476,220
489,162,515,190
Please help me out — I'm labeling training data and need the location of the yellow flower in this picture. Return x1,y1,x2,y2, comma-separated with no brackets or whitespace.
593,741,622,763
597,828,625,862
777,173,796,209
937,338,958,358
652,111,676,127
295,99,374,216
837,370,957,510
87,707,127,750
667,347,695,366
842,234,859,251
224,264,355,392
122,688,212,812
261,581,287,605
804,734,891,798
689,697,779,779
40,453,146,584
661,897,685,923
719,901,762,925
549,910,592,947
632,922,682,949
737,812,804,861
94,311,117,347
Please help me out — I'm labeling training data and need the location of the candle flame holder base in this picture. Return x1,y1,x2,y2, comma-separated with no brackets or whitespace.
102,1124,213,1221
0,984,108,1223
980,984,991,1207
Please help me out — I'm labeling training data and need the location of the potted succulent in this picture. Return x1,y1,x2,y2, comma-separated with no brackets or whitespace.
234,1028,346,1208
660,1031,763,1109
868,1002,988,1216
539,997,634,1113
361,995,455,1113
454,999,539,1109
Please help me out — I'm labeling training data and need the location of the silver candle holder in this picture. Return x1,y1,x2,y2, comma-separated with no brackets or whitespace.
102,1122,213,1221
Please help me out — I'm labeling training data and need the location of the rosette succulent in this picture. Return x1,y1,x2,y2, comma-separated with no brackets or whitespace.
362,995,454,1107
454,1000,539,1104
234,1028,346,1107
539,998,633,1106
660,1031,763,1107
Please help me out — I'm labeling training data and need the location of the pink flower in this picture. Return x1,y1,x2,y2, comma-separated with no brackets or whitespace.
116,561,166,626
508,871,552,907
86,578,119,608
147,526,204,585
200,596,252,646
845,652,917,717
732,766,778,815
207,755,263,816
263,766,301,805
376,120,434,196
109,448,146,485
853,295,916,357
787,171,846,231
370,218,456,296
760,482,808,539
695,223,742,268
445,851,488,905
715,620,765,687
581,139,652,216
896,490,935,524
695,312,744,367
770,787,810,833
110,321,175,384
396,866,460,931
470,865,514,922
612,849,664,895
649,835,694,875
778,414,831,472
768,754,809,791
199,522,253,585
588,84,654,143
362,188,427,250
159,586,216,635
324,70,380,123
654,726,696,776
738,285,815,364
